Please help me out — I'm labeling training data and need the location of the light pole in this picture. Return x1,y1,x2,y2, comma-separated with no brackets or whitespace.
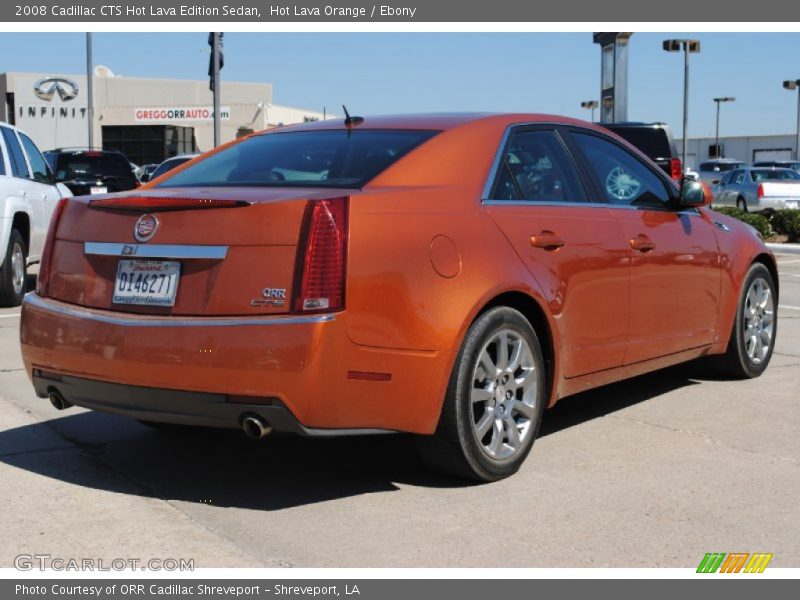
86,33,94,148
581,100,599,122
783,80,800,160
713,96,735,158
663,39,701,178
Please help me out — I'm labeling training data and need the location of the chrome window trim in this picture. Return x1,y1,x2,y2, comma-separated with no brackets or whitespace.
24,294,335,327
84,242,229,260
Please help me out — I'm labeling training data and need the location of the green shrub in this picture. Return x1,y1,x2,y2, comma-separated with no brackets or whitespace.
712,206,773,239
769,209,800,242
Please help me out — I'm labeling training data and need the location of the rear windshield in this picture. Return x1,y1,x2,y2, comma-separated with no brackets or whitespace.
700,161,744,172
50,152,134,180
605,126,673,159
158,129,438,189
751,169,800,181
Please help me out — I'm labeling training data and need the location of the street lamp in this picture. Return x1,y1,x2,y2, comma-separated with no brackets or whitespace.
663,39,701,178
713,97,735,158
581,100,599,122
783,79,800,160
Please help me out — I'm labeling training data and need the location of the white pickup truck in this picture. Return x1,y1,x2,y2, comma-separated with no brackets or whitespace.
0,123,71,306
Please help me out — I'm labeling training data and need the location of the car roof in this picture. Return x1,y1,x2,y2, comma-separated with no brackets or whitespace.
259,112,615,134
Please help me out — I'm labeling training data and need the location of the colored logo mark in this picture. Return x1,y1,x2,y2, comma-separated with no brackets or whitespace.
697,552,773,573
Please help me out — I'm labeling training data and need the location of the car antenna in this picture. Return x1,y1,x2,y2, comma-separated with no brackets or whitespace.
342,105,364,127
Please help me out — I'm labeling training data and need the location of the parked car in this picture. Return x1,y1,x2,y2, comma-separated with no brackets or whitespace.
698,158,746,186
601,121,683,181
20,114,778,481
148,154,200,181
0,124,71,306
43,148,139,196
713,166,800,211
753,159,800,172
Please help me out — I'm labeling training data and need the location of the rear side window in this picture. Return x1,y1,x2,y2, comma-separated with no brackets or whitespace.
1,127,30,179
571,132,671,208
159,130,438,189
18,133,52,185
489,129,586,202
53,152,134,181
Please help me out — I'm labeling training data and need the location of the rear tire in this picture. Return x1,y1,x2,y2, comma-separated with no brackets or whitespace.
737,197,748,212
0,229,27,307
415,307,546,482
711,263,777,378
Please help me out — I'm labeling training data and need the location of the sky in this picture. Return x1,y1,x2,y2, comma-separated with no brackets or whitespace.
1,32,799,138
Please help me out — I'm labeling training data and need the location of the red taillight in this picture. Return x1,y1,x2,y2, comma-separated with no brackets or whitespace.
758,183,765,199
670,157,683,181
88,196,249,212
292,197,349,313
36,197,68,298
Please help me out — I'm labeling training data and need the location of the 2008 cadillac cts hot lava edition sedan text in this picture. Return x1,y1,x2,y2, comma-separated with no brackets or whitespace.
19,114,778,481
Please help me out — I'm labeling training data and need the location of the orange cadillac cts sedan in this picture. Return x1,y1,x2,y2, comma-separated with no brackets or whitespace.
20,114,778,481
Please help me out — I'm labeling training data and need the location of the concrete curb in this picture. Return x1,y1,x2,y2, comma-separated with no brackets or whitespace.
767,243,800,256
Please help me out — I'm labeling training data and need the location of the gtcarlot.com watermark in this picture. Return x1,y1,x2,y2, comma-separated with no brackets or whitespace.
14,554,194,571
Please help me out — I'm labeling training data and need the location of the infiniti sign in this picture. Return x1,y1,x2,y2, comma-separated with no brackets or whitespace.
33,77,79,102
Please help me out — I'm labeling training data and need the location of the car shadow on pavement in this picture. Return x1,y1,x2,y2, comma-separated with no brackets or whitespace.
0,360,712,510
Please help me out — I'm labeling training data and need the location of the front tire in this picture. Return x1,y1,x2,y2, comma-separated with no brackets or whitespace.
0,229,27,307
416,307,546,482
713,263,777,378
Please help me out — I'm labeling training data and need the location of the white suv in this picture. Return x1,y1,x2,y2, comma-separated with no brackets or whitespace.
0,123,70,306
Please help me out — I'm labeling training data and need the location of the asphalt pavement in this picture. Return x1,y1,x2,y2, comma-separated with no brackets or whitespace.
1,256,798,568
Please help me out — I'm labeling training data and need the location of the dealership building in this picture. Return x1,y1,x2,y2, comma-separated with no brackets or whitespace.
677,134,800,169
0,70,331,165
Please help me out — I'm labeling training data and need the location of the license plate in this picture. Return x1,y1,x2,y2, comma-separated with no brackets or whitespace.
113,260,180,306
90,186,107,194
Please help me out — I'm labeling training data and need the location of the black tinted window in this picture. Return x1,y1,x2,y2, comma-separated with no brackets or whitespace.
1,127,30,179
572,133,671,208
159,130,438,189
605,126,672,159
52,152,134,181
490,129,585,202
19,133,52,185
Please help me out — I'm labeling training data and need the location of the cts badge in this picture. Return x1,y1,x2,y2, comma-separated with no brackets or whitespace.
134,214,159,242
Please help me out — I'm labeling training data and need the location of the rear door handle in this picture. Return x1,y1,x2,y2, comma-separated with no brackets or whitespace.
629,235,656,252
530,231,565,251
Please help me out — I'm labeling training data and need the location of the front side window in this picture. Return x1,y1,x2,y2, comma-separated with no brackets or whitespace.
489,129,586,203
571,132,671,208
159,130,438,189
18,133,52,185
733,170,746,184
0,128,30,179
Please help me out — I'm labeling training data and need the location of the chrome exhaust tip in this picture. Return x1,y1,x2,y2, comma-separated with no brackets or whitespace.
241,415,272,440
48,390,72,411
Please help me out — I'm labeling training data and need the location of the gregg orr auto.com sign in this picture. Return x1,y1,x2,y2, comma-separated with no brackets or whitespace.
135,106,231,122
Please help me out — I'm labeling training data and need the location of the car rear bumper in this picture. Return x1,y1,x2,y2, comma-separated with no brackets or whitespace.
19,294,445,434
756,197,800,211
31,370,387,436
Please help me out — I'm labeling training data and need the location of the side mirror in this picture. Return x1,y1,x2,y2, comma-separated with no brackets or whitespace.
680,180,709,207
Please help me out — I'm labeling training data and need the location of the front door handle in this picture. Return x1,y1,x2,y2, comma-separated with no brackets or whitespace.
530,231,565,251
629,234,656,252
